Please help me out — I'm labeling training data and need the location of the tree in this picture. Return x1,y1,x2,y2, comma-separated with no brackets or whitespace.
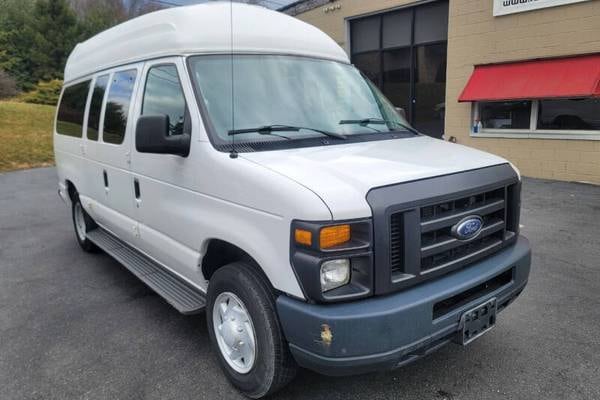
0,0,36,89
125,0,163,19
27,0,81,83
0,69,18,99
0,0,165,89
0,0,80,89
70,0,162,38
70,0,127,38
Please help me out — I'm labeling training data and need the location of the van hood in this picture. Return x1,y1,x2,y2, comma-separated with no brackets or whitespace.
241,136,509,220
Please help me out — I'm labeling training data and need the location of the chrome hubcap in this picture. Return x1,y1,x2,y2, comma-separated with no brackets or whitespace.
74,202,86,242
212,292,257,374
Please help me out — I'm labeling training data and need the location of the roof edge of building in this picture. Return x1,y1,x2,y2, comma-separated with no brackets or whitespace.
279,0,333,16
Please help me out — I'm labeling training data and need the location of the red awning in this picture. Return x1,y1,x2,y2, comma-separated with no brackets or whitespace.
458,54,600,102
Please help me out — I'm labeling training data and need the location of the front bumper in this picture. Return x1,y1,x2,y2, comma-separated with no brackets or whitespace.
276,236,531,376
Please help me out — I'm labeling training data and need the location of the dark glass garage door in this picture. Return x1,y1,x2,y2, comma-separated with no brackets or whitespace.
351,0,448,138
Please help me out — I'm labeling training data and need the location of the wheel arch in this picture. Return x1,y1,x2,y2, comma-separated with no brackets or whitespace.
201,238,273,289
65,179,78,202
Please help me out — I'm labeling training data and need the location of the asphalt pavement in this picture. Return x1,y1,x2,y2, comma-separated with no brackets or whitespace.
1,167,599,400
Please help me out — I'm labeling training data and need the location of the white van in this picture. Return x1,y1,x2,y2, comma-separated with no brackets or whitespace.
54,3,531,398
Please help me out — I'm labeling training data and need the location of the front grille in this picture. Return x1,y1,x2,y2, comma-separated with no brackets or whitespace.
419,187,506,273
389,183,519,285
366,164,520,294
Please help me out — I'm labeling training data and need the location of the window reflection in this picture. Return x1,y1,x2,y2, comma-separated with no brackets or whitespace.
142,65,187,136
56,81,90,138
538,98,600,130
87,75,108,141
103,70,137,145
480,101,532,130
414,43,447,137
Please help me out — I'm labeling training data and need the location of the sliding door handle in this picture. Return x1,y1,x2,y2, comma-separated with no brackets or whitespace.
134,178,141,206
103,170,109,193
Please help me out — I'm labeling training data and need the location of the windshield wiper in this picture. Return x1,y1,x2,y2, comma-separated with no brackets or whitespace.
227,125,292,140
228,125,346,140
339,118,420,135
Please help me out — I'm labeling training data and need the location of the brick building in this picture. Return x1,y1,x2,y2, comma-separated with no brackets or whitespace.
281,0,600,184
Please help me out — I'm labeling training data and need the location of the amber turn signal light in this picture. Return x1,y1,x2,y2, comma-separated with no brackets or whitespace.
294,228,312,246
320,224,351,249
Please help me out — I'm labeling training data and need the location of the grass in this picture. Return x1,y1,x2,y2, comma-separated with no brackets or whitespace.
0,101,56,173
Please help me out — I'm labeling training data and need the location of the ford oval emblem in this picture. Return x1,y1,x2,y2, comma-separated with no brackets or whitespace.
452,216,484,240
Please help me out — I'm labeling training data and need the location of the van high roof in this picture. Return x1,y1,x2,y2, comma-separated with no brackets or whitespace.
63,2,349,83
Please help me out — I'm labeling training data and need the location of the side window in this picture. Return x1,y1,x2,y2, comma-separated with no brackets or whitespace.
142,65,188,136
479,101,532,130
56,80,91,137
103,69,137,145
537,98,600,130
87,75,109,141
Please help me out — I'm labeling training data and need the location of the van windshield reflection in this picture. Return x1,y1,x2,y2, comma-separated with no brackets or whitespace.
188,54,414,150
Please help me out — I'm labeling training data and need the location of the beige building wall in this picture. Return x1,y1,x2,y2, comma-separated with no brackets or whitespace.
292,0,600,184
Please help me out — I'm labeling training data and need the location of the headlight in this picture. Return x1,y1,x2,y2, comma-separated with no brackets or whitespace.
290,219,373,302
320,259,350,292
294,222,369,252
319,225,351,249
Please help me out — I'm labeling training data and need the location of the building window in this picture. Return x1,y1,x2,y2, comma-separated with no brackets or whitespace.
473,98,600,139
479,101,532,130
537,98,600,130
350,0,448,138
103,69,137,145
56,80,91,138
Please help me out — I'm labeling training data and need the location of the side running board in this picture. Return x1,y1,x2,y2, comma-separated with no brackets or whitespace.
87,227,206,314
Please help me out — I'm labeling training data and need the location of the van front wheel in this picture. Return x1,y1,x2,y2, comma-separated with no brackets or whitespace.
206,262,297,398
71,196,98,252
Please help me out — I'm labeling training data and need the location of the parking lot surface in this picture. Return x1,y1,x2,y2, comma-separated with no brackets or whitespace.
1,167,599,400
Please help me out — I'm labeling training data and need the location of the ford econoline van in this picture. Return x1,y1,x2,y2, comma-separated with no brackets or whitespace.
54,3,531,398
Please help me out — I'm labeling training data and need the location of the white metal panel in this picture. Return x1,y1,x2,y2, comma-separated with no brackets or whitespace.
190,145,333,298
129,57,205,284
242,136,509,220
53,77,93,206
131,140,332,297
128,58,327,297
63,3,349,83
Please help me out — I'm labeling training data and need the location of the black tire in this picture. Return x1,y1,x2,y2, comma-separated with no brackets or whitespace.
206,262,297,398
71,194,99,253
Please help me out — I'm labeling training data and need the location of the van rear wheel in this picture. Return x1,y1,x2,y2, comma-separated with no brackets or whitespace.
71,196,98,252
206,262,297,398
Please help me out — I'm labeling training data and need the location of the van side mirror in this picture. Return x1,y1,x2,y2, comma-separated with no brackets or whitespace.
395,107,407,120
136,115,190,157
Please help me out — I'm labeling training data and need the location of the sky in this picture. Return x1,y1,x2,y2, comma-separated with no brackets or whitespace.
147,0,297,10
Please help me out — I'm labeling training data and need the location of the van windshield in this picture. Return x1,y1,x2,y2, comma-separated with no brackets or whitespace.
188,55,415,151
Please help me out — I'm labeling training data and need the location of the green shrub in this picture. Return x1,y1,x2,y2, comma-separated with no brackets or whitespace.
20,79,63,105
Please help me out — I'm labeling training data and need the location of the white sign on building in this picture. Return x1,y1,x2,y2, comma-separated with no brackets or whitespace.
493,0,592,16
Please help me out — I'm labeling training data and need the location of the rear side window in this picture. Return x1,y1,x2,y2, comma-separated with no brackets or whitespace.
142,65,187,136
103,70,137,144
56,81,91,137
87,75,109,141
